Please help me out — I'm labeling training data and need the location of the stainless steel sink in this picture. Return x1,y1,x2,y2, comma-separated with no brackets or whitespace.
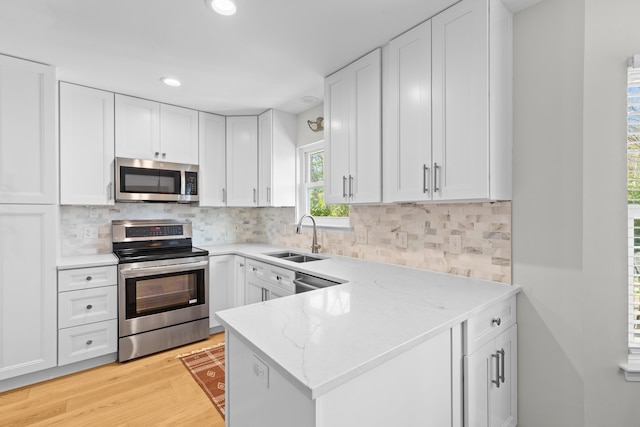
266,251,324,263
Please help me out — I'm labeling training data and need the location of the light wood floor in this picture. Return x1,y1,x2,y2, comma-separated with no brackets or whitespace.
0,333,226,427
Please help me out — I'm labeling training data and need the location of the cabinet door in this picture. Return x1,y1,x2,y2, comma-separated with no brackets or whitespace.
383,21,433,202
349,48,381,204
226,116,258,207
234,256,246,307
325,49,381,204
60,83,115,205
245,277,264,305
324,69,351,204
0,55,55,204
465,324,517,427
490,324,517,427
199,112,227,206
209,254,236,329
115,94,160,161
258,110,273,206
432,0,489,200
0,205,56,380
258,110,296,207
160,104,199,164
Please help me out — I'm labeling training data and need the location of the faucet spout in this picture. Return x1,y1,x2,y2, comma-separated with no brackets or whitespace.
296,214,321,254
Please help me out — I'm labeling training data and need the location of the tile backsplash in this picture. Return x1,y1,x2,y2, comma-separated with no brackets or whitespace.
60,201,511,284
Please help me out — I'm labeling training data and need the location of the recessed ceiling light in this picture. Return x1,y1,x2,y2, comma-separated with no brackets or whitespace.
205,0,237,16
301,96,319,104
160,77,182,87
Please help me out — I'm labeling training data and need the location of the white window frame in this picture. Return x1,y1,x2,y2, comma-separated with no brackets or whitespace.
296,141,350,229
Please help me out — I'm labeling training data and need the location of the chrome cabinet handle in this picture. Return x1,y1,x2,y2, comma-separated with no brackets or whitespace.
253,188,256,203
86,304,93,310
162,153,166,159
108,182,113,200
349,175,354,198
276,275,282,281
86,340,93,346
239,263,245,267
222,188,226,204
154,152,160,158
492,317,502,326
492,351,501,388
86,276,92,281
267,187,271,204
423,165,430,194
498,348,506,384
342,176,347,198
434,162,441,193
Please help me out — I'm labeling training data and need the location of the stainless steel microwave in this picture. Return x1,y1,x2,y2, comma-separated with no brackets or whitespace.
115,157,199,203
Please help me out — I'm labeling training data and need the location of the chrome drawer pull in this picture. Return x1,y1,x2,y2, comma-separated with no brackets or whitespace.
86,276,92,281
86,304,93,310
86,340,93,346
492,317,502,326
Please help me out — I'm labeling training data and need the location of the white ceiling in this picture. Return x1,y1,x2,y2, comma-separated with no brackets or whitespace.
0,0,539,115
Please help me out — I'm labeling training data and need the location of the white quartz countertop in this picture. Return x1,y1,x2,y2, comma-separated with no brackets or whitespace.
57,253,118,270
212,243,520,399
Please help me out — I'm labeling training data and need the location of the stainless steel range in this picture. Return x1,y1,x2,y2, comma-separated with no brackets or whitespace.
112,219,209,362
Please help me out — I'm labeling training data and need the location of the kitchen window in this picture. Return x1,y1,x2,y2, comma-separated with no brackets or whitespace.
624,59,640,379
297,141,349,228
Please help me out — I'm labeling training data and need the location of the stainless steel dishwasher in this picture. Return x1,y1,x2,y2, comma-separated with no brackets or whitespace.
294,272,343,293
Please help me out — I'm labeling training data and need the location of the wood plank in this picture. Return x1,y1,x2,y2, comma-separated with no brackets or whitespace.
0,333,225,426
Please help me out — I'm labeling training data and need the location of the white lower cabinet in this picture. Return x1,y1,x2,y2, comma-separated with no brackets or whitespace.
226,327,460,427
209,254,236,329
464,296,517,427
57,265,118,366
0,205,57,380
244,259,294,304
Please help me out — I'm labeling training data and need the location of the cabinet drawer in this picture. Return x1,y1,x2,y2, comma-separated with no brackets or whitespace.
464,295,516,354
58,319,117,366
246,260,267,280
58,286,117,328
58,265,117,292
267,265,294,293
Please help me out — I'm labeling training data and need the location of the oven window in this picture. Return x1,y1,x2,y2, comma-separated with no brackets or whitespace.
125,270,205,318
120,167,181,194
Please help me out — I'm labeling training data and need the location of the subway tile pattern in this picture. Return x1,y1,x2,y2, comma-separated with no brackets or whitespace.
60,201,511,284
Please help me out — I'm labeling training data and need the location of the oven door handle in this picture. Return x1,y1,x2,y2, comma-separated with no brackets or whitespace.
120,259,209,277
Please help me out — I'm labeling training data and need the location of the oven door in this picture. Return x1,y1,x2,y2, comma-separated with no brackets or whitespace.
118,257,209,337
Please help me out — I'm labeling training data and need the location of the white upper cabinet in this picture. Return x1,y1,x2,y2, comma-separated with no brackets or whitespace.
160,103,199,165
384,0,512,202
0,55,56,204
325,48,382,204
226,116,258,207
60,83,115,205
383,21,433,203
258,109,296,207
198,112,226,207
115,94,199,165
431,0,511,201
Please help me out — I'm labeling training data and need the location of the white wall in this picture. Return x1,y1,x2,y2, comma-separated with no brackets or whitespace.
513,0,640,425
296,103,324,146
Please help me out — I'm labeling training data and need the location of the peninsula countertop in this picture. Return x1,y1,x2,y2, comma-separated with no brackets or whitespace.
211,243,520,399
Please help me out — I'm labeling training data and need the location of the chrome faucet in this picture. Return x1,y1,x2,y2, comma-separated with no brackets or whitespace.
296,214,321,254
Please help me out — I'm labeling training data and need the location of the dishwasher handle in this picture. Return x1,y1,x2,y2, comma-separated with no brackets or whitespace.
294,279,318,293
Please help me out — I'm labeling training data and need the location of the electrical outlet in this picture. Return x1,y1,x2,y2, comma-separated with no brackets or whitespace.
395,231,408,249
449,235,462,255
83,226,98,239
252,355,269,388
355,228,368,244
